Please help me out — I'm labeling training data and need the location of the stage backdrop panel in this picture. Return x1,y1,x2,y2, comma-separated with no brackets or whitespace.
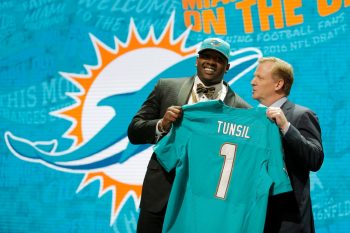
0,1,349,232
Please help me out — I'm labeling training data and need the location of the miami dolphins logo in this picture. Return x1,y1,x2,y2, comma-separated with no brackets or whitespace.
4,12,262,226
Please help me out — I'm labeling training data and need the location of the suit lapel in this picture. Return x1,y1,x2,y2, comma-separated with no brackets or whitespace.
176,77,195,105
223,82,235,107
281,100,294,118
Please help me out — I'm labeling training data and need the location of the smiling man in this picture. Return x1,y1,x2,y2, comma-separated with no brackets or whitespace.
128,38,251,233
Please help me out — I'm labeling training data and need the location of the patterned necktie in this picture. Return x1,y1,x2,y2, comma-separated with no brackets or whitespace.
196,83,216,99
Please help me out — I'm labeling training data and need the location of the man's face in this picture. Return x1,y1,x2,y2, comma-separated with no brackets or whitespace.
196,50,230,86
251,61,279,106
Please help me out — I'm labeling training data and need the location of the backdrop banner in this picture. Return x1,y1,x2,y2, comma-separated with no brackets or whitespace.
0,1,349,232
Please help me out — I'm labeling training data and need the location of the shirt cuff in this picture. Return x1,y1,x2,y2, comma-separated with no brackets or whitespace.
281,122,290,135
156,119,170,135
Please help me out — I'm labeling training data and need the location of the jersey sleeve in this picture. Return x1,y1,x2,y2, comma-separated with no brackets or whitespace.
154,121,189,172
267,122,292,195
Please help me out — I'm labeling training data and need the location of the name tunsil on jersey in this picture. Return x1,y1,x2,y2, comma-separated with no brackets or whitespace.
217,120,250,139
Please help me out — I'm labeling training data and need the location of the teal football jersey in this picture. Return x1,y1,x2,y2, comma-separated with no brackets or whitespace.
154,100,292,233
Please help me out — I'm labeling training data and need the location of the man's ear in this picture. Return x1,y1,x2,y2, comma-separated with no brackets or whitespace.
275,79,284,91
226,63,230,71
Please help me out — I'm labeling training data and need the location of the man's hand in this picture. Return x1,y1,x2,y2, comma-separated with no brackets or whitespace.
266,107,289,131
159,106,183,132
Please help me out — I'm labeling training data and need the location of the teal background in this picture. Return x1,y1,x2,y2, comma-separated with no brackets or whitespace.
1,1,349,232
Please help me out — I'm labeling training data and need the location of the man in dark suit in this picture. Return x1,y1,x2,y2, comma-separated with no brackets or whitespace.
128,38,251,233
251,57,324,233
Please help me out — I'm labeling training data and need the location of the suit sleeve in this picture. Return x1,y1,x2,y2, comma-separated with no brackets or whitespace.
283,110,324,172
268,122,292,195
127,80,164,145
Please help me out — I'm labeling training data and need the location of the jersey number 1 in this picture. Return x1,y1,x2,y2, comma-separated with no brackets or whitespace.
215,143,237,199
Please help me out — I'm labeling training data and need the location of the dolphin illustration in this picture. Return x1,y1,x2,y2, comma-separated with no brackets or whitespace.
5,48,262,172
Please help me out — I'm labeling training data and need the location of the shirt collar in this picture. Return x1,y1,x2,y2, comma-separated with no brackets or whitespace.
194,76,223,92
270,97,288,108
258,97,287,108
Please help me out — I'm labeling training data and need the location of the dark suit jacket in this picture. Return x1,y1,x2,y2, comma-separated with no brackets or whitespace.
128,76,250,213
264,100,324,233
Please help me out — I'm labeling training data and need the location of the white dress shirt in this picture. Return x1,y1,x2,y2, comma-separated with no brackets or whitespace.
156,76,227,136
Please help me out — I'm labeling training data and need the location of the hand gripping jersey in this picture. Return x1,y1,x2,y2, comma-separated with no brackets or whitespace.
154,100,292,233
